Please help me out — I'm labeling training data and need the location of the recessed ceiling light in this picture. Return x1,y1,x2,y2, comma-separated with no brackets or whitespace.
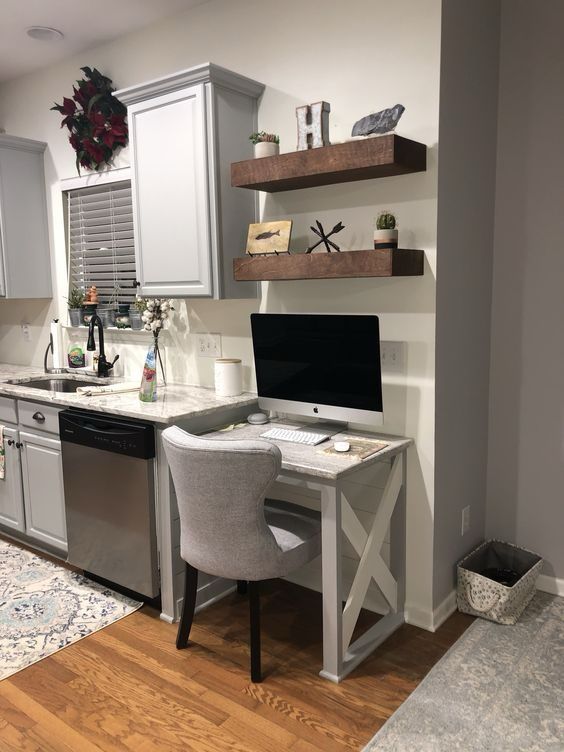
26,26,64,42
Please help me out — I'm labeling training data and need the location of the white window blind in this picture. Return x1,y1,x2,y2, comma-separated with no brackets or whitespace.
67,180,137,305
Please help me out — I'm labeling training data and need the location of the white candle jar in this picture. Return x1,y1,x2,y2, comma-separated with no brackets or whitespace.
214,358,243,397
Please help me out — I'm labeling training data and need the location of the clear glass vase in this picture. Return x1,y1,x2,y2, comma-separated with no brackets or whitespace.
139,342,158,403
139,338,166,402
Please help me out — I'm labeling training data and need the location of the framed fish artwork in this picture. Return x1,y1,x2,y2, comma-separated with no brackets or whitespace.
245,220,292,256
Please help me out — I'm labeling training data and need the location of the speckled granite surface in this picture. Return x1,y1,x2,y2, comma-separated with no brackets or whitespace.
363,592,564,752
203,420,412,480
0,364,257,425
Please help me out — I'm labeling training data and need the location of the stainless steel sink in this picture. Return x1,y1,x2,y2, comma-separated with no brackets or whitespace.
7,377,104,393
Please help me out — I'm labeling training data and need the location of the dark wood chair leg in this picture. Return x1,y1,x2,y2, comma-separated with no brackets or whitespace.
237,580,248,595
249,580,262,682
176,562,198,650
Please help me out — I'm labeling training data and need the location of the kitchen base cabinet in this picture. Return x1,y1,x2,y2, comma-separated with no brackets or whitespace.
0,425,25,532
20,430,67,553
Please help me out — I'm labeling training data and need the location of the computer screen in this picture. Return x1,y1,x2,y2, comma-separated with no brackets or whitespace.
250,313,383,425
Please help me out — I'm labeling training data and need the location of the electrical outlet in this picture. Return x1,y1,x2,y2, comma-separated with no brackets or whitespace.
461,505,471,536
380,341,404,372
21,323,31,342
196,333,222,358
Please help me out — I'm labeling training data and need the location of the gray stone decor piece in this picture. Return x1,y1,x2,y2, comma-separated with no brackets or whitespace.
363,592,564,752
352,104,405,137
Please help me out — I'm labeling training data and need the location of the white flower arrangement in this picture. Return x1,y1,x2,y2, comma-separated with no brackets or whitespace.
137,297,174,338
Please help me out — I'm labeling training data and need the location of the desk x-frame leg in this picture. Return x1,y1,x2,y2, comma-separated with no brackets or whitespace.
319,453,405,682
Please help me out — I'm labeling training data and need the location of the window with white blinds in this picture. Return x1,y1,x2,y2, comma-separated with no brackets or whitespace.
67,180,137,305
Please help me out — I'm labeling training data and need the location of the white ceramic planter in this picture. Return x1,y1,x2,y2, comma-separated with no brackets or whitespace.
254,141,279,158
373,229,399,250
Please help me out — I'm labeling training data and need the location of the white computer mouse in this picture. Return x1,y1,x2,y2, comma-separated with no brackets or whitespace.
334,441,351,453
247,412,269,425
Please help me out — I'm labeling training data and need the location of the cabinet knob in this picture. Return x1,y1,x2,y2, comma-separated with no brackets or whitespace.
32,411,46,423
7,438,14,447
132,279,141,288
15,442,23,449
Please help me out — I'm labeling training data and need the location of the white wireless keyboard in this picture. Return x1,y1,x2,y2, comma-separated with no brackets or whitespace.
260,427,329,446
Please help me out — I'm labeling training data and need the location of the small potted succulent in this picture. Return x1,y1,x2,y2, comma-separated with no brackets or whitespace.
249,131,280,158
374,211,398,250
130,297,145,330
67,287,85,327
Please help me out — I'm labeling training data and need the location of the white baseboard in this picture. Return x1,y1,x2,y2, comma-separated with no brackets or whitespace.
537,574,564,597
405,589,457,633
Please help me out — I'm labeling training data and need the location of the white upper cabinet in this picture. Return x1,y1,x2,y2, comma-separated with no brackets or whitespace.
116,63,264,299
0,135,52,299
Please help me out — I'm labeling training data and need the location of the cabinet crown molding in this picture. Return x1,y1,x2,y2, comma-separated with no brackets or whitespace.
0,134,47,154
115,62,265,105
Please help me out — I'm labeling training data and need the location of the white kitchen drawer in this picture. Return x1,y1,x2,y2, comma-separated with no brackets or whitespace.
18,401,61,435
0,396,17,425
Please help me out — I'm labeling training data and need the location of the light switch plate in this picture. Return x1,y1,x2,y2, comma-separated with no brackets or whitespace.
197,333,222,358
21,323,31,342
461,505,471,536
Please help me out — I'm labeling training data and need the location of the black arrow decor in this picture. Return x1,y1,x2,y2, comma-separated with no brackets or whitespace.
306,220,345,253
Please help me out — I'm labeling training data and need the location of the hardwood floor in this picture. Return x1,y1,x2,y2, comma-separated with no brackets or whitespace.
0,579,472,751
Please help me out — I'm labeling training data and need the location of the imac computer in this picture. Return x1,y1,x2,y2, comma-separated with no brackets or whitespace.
250,313,383,427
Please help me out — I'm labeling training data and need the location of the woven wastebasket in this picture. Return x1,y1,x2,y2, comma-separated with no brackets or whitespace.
457,540,542,625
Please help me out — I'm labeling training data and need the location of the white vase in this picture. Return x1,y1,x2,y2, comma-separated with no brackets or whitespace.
254,141,279,159
373,229,399,250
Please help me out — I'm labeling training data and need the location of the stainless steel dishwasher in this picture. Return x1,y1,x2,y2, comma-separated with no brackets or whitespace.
59,409,159,598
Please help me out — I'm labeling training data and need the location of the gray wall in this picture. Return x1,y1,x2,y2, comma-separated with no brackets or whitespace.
486,0,564,585
433,0,501,609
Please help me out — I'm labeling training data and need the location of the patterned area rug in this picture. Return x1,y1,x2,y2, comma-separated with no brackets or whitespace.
0,539,142,680
363,592,564,752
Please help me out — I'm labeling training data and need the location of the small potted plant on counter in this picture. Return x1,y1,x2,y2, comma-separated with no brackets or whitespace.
249,131,280,158
67,287,85,327
130,297,145,330
374,211,398,250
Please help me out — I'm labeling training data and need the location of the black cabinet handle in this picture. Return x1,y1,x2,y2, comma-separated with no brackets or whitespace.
16,442,23,449
32,411,46,423
7,439,14,446
131,279,141,288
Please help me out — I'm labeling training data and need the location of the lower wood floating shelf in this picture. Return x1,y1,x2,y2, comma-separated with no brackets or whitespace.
233,249,424,282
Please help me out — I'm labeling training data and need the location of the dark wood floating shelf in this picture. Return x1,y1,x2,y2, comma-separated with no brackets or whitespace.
231,134,426,192
233,249,424,282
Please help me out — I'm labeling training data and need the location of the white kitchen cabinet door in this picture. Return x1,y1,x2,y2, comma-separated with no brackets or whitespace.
128,84,212,298
0,135,51,299
117,64,264,300
20,430,67,552
0,426,25,532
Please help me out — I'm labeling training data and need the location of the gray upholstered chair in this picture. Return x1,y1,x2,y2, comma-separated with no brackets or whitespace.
162,425,321,682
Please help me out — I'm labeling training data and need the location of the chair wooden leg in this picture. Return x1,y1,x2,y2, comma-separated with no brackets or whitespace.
176,562,198,650
249,580,262,682
237,580,248,595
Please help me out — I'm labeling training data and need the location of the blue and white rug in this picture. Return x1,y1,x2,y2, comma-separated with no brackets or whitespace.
0,539,142,680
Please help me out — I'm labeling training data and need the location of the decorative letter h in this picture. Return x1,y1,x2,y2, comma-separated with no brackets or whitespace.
296,101,331,150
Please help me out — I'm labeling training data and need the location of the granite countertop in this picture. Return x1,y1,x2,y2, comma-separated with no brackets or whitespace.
203,419,412,481
0,364,257,425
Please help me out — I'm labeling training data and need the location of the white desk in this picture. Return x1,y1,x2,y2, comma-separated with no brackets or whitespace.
204,420,412,683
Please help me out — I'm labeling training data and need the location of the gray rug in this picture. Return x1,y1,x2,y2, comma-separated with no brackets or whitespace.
363,592,564,752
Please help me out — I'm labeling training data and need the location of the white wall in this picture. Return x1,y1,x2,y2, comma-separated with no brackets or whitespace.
433,0,500,611
487,0,564,590
0,0,442,618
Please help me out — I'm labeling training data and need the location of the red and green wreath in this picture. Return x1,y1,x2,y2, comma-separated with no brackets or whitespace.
51,66,128,173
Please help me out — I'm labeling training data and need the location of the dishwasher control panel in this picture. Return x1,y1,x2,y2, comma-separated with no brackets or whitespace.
59,409,155,459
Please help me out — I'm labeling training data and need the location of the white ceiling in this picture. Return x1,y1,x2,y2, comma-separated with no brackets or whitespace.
0,0,208,83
